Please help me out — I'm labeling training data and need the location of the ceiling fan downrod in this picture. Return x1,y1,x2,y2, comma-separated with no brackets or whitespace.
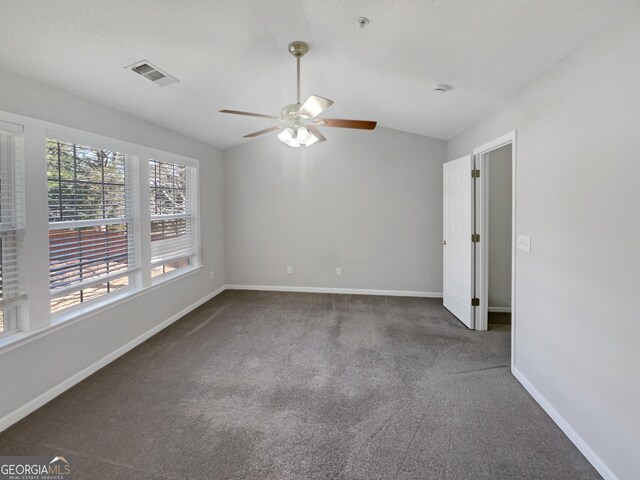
288,41,309,105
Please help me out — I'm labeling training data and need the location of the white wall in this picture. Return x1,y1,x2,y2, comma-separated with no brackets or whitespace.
224,127,446,294
448,9,640,479
0,68,226,425
487,144,512,309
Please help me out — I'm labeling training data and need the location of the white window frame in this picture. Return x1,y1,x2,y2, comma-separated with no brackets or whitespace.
0,120,26,338
46,133,142,316
146,149,200,286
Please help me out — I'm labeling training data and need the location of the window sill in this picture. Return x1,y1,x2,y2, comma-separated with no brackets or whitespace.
51,287,140,325
0,265,202,355
151,264,201,288
0,330,33,351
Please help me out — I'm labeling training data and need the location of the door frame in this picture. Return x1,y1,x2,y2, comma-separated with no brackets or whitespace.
472,131,517,365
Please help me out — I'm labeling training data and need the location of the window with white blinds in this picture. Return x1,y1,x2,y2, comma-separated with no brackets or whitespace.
149,159,197,278
47,139,138,313
0,123,26,335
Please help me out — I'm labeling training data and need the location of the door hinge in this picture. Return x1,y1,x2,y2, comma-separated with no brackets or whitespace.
471,169,480,178
472,233,480,243
471,297,480,306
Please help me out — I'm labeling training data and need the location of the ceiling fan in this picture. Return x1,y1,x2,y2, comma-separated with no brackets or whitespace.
220,41,377,148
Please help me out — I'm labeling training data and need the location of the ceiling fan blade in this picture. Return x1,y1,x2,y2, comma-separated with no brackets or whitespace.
306,125,326,143
297,95,334,120
243,126,282,138
319,118,377,130
220,109,280,120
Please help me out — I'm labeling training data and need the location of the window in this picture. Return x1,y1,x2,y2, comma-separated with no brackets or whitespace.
47,139,138,313
149,159,197,278
0,123,25,335
0,114,202,344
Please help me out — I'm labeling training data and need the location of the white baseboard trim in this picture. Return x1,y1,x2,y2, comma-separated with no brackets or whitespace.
488,306,511,313
512,366,617,480
225,284,443,298
0,285,226,433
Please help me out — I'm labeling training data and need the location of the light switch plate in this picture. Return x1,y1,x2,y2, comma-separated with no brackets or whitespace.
517,234,531,252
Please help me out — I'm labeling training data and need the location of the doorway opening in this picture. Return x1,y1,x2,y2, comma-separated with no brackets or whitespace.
472,131,517,364
478,144,512,330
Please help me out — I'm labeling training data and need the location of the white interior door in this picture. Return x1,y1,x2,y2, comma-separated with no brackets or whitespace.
443,155,474,328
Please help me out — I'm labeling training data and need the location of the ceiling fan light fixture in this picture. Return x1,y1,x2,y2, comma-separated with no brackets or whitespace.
302,131,319,147
278,128,300,148
297,126,310,142
277,126,319,148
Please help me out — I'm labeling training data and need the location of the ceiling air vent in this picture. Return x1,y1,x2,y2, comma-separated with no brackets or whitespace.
126,60,179,86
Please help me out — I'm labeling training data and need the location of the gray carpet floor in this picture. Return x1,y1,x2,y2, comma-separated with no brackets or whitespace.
0,291,600,479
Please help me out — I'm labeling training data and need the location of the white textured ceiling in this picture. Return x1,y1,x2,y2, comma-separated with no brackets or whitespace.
0,0,638,149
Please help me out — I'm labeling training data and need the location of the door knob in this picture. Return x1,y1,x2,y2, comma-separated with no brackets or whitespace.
441,240,446,246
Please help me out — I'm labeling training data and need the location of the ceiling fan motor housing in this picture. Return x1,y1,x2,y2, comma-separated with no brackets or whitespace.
281,103,304,120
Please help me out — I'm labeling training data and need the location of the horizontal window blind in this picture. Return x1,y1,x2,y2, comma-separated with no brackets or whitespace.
150,216,194,264
149,159,196,272
49,224,133,292
47,139,138,311
0,123,26,334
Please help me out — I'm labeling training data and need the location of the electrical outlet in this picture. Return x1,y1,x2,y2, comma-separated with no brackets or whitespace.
517,234,531,252
209,270,215,280
336,267,342,276
287,266,293,274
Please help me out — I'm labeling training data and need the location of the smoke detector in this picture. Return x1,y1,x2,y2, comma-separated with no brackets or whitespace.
433,84,451,94
126,60,179,86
